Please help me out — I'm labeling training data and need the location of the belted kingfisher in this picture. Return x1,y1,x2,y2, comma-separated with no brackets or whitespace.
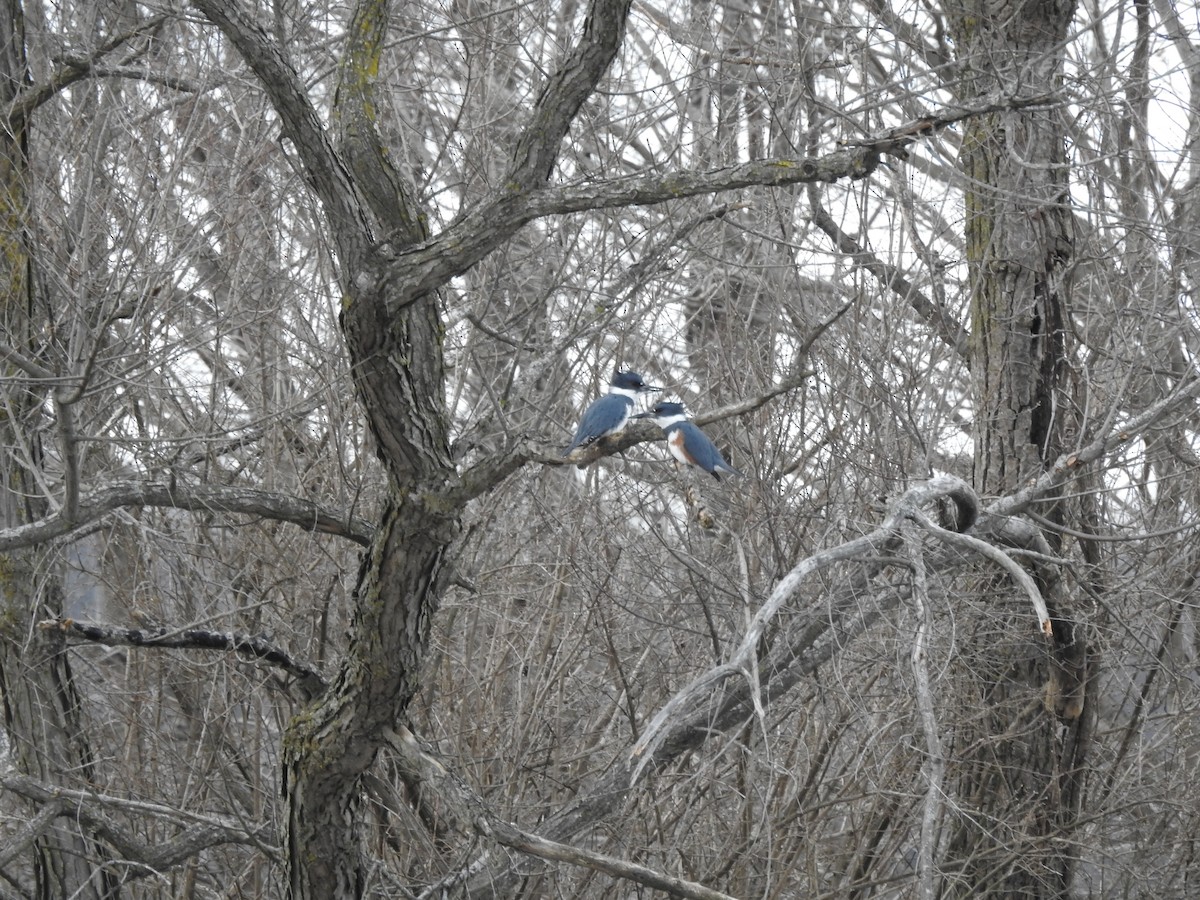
635,401,745,480
562,370,661,457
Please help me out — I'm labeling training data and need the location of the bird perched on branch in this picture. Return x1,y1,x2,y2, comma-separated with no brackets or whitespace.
635,400,744,481
562,370,661,457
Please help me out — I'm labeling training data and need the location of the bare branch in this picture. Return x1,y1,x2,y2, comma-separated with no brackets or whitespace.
0,340,58,381
383,728,738,900
913,511,1053,635
485,819,740,900
630,475,977,782
839,91,1062,150
809,189,969,359
0,799,64,868
440,299,846,507
902,520,946,900
384,94,1060,306
439,360,818,507
0,774,278,869
992,373,1200,517
189,0,374,252
39,618,328,699
503,0,633,190
74,64,205,93
387,146,886,304
3,16,169,122
0,479,374,551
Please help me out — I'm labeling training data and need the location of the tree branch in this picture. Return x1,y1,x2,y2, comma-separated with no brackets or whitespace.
384,92,1064,310
503,0,632,190
190,0,374,253
992,373,1200,517
38,618,328,699
0,774,278,871
381,728,738,900
386,146,887,305
438,360,819,508
0,340,59,380
485,819,739,900
629,475,976,781
0,479,373,551
809,190,969,359
3,16,170,122
903,520,947,900
440,299,848,507
0,798,64,868
335,0,430,244
912,511,1052,635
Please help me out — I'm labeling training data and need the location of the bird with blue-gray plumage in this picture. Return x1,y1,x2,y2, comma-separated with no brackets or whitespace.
635,400,744,480
562,370,661,457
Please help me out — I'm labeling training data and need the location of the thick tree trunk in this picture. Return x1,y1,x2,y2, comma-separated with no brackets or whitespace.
279,3,458,893
0,3,119,897
947,0,1087,895
948,0,1077,490
191,0,628,893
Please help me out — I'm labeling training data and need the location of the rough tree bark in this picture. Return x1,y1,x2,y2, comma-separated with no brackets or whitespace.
948,0,1088,894
0,1,119,896
185,1,1030,894
189,0,634,894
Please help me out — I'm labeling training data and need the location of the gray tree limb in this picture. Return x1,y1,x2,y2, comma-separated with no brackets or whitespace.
0,774,278,874
0,479,374,551
189,0,374,255
37,618,329,700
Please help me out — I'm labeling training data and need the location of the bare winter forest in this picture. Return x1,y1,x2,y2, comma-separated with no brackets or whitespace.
2,0,1199,897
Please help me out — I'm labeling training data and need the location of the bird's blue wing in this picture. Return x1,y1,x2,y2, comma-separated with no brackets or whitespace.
563,394,631,455
680,422,744,479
